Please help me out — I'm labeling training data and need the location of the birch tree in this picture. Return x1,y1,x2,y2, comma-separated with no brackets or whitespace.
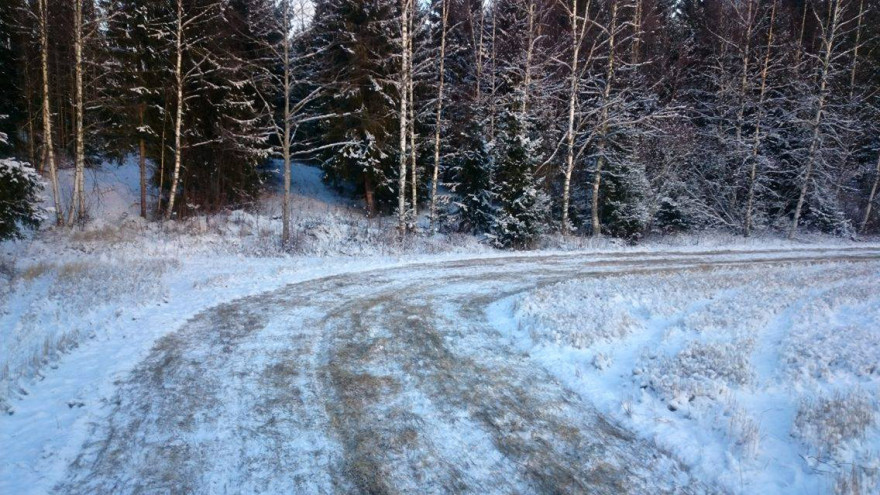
164,0,221,220
429,0,449,229
68,0,86,225
397,0,412,231
36,0,63,226
559,0,593,234
245,0,323,247
788,0,856,238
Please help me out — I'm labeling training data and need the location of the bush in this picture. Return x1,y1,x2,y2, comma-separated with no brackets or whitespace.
0,158,44,240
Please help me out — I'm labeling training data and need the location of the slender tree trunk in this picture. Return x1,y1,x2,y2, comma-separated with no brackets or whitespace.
364,172,376,217
734,0,755,148
281,0,292,246
157,97,168,214
631,0,641,64
430,0,448,230
165,0,185,221
561,0,582,235
138,104,147,218
789,0,841,239
470,4,484,105
68,0,86,225
796,1,808,66
591,0,617,238
744,0,776,237
848,0,864,99
37,0,63,226
860,152,880,233
24,55,37,170
408,5,417,223
521,1,536,116
488,2,497,141
397,0,410,231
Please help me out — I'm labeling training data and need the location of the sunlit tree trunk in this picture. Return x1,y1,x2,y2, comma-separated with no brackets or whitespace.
165,0,185,220
429,0,448,230
68,0,86,225
37,0,63,226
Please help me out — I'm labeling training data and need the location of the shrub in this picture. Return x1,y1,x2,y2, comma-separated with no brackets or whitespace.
0,158,44,240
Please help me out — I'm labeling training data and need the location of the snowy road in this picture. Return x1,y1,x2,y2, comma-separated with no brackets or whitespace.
52,247,880,493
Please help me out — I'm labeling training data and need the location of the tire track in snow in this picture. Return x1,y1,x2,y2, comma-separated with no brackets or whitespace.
54,247,880,493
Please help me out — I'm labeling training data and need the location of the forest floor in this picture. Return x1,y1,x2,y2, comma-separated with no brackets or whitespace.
2,161,879,494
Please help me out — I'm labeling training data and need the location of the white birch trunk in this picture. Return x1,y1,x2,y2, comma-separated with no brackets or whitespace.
849,0,864,99
429,0,448,229
165,0,185,221
561,0,583,235
408,5,417,222
744,0,776,237
37,0,63,226
282,0,292,247
860,152,880,233
397,0,410,231
69,0,86,225
789,0,842,239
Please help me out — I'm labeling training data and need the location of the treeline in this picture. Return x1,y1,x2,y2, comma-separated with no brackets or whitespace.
0,0,878,247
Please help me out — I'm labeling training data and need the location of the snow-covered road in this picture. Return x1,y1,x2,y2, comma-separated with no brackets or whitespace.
16,247,880,493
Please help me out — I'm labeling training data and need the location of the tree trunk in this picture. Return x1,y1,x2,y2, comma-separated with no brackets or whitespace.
859,152,880,234
591,0,617,238
165,0,185,221
430,0,448,230
561,0,581,235
68,0,86,226
848,0,864,99
397,0,410,231
364,172,376,217
789,0,840,239
631,0,641,64
744,0,776,237
488,2,497,141
24,55,37,170
37,0,63,226
157,97,168,214
408,5,417,224
590,154,604,237
734,0,755,149
521,1,536,116
281,0,292,247
138,104,147,218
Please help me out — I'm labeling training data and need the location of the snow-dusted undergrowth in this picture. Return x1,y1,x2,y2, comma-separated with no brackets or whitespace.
511,262,880,494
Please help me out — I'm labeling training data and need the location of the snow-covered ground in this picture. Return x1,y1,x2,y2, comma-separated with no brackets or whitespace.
3,159,880,493
508,260,880,494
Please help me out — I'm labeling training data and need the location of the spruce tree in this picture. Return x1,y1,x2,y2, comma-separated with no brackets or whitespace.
310,0,401,216
489,107,549,248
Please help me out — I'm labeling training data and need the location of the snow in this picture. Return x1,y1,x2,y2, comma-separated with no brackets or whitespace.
3,158,880,493
505,261,880,494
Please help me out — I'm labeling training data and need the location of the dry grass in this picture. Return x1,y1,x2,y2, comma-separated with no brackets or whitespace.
15,261,53,282
793,391,876,457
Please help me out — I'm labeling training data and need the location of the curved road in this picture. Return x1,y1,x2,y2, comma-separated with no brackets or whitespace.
57,247,880,494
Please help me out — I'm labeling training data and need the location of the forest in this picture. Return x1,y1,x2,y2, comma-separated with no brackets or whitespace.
0,0,879,248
